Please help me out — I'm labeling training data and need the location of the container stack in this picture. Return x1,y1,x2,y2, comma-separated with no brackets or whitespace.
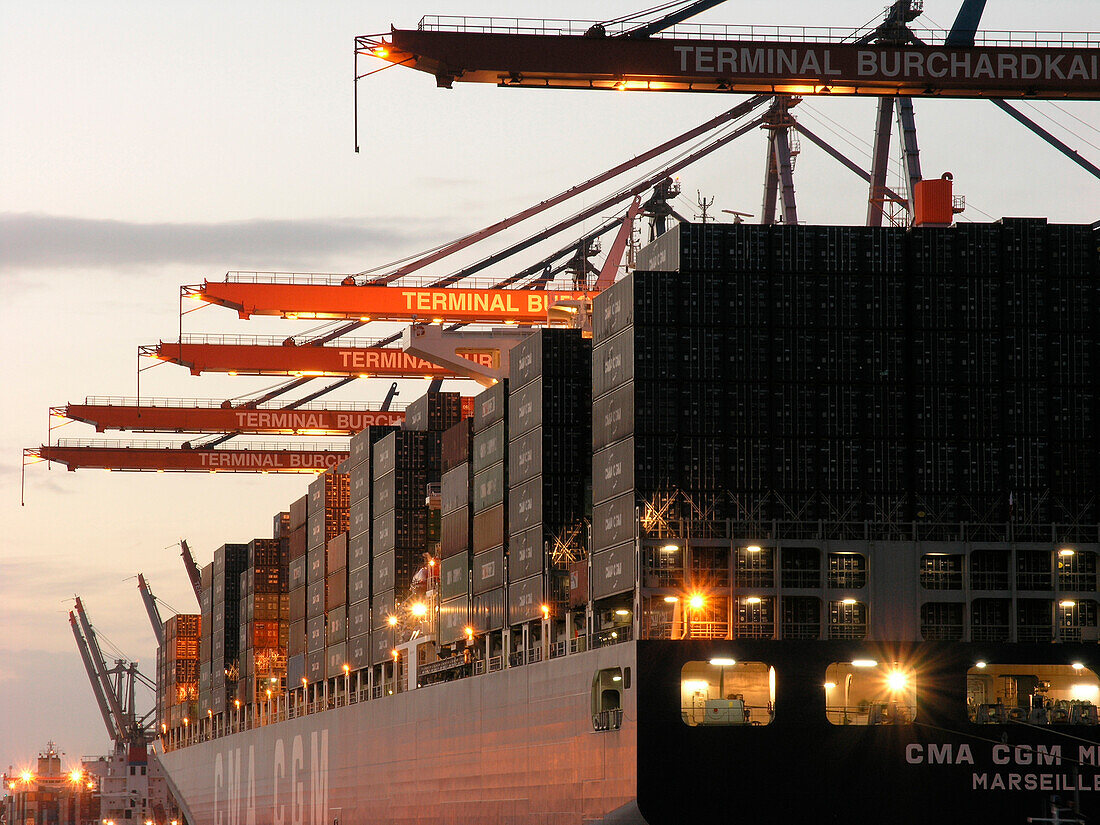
469,382,509,634
210,543,248,713
346,425,400,673
439,418,473,645
305,472,348,684
370,429,429,664
506,329,592,626
160,614,200,727
325,532,348,678
237,538,289,703
197,563,213,716
286,494,308,686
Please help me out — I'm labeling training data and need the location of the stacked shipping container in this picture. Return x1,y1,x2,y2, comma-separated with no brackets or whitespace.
305,473,349,683
439,418,473,644
506,329,592,625
237,538,289,704
210,544,248,713
286,495,308,686
159,614,200,727
469,382,508,634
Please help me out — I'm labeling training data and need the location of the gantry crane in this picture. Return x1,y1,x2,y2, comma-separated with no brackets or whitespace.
53,397,417,435
141,335,498,378
359,2,1099,100
28,440,348,473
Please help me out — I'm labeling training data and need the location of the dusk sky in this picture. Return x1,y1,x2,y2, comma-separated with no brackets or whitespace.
2,0,1097,775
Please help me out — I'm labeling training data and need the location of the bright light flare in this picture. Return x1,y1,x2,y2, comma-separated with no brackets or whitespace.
21,771,33,783
688,593,705,610
709,658,736,667
852,659,878,668
410,602,427,617
387,615,399,626
69,770,83,783
886,671,908,692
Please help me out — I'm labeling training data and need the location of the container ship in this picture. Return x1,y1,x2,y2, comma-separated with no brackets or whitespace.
150,217,1100,824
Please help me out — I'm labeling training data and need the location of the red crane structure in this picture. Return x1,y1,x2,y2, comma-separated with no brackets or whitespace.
28,440,347,473
141,335,495,378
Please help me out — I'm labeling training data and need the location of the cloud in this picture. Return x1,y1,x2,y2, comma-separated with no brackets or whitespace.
0,213,446,272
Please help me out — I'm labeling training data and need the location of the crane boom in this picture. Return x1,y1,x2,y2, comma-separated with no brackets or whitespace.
54,399,420,435
74,597,128,741
137,574,164,647
180,540,203,605
144,337,492,378
69,610,120,742
29,442,347,473
362,24,1100,100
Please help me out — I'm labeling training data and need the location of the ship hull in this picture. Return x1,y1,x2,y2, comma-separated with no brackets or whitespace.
159,639,1100,824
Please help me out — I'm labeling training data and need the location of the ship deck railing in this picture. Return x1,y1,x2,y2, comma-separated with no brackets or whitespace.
416,15,1100,47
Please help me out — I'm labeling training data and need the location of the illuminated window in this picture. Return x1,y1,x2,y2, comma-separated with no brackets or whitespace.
828,600,867,640
827,553,866,589
825,661,917,726
736,596,774,639
920,602,964,640
781,596,820,640
734,546,774,588
680,660,774,727
781,547,820,589
967,662,1099,725
920,554,963,590
591,668,624,731
1058,550,1097,592
971,598,1011,642
1059,599,1099,643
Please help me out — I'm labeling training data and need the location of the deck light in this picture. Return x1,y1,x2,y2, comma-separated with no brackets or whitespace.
663,596,679,603
21,771,33,783
1060,600,1077,608
614,609,630,616
841,598,857,605
745,597,762,604
852,659,878,668
824,682,837,690
975,661,987,669
688,594,705,610
660,544,679,552
1059,549,1076,557
709,658,736,667
745,545,762,553
373,46,388,58
411,602,427,617
887,671,908,691
1073,662,1085,671
387,615,399,627
69,770,83,783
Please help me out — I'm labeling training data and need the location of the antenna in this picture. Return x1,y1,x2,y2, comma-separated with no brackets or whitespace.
695,191,715,223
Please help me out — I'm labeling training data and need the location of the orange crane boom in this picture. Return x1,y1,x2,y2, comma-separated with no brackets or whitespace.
29,441,347,473
143,335,493,378
55,397,473,434
364,23,1100,100
186,280,598,324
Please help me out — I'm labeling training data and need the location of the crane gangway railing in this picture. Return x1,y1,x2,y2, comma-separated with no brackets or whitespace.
414,16,1100,49
173,333,403,349
54,438,349,452
220,270,596,292
80,396,409,412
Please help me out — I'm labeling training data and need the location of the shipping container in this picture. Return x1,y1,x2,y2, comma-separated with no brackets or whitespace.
348,599,370,639
507,525,545,580
327,569,347,608
306,615,326,653
472,547,505,594
306,649,325,683
372,507,427,554
373,467,430,513
472,463,505,511
347,633,371,670
440,554,470,601
473,381,507,432
471,421,506,474
289,495,308,530
470,589,505,633
441,464,470,514
288,526,307,560
508,574,545,626
591,542,635,600
472,504,505,553
273,511,290,540
348,566,369,605
404,391,462,432
591,328,636,399
287,653,305,687
591,493,636,554
372,630,397,666
371,589,396,630
438,596,470,645
326,533,348,572
442,418,472,472
439,507,469,560
373,431,427,478
569,561,589,607
306,580,326,618
350,424,400,468
327,606,347,645
289,587,306,623
288,619,306,657
349,498,370,537
347,532,369,573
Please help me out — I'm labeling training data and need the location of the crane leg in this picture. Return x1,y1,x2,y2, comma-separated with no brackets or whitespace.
773,127,799,225
866,96,895,227
895,97,923,217
761,130,780,226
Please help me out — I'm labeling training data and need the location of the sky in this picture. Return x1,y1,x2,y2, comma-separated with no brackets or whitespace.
1,0,1097,776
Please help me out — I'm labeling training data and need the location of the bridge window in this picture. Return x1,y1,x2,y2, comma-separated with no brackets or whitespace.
825,660,917,726
681,660,774,727
967,662,1099,725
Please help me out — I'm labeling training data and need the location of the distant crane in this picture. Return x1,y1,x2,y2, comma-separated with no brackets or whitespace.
179,540,203,605
136,574,164,647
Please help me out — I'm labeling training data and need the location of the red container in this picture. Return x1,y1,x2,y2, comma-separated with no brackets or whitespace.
472,504,504,553
326,533,348,572
569,560,589,607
